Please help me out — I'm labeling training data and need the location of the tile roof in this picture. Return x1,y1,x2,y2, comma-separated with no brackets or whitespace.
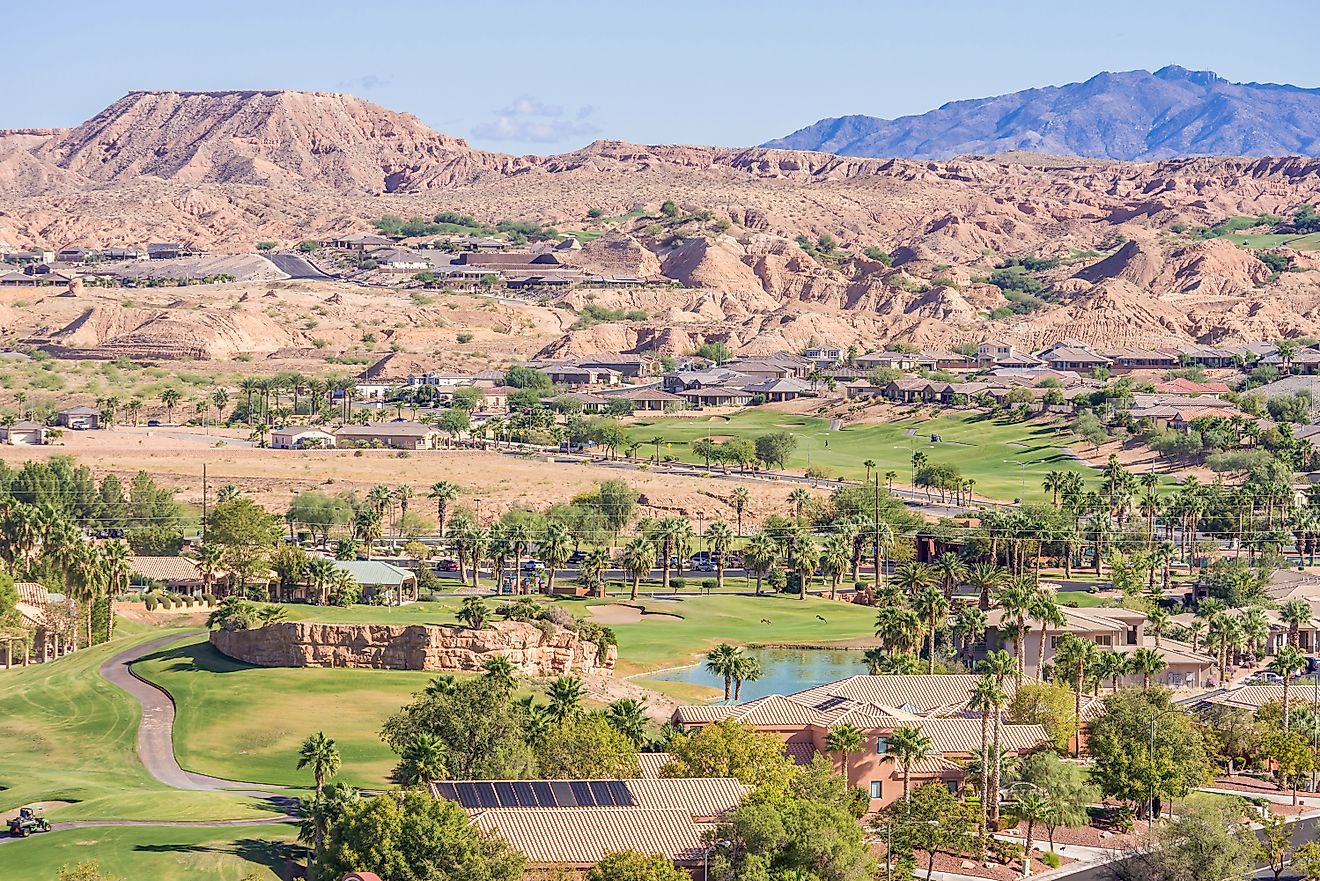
471,807,706,865
1197,685,1287,711
789,675,989,713
335,421,437,439
129,556,201,583
624,778,749,817
15,582,48,605
637,752,674,778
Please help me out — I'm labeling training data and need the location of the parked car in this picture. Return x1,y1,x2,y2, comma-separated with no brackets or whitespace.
566,551,588,565
521,559,546,572
434,559,460,572
691,559,718,572
1244,671,1284,685
146,419,161,427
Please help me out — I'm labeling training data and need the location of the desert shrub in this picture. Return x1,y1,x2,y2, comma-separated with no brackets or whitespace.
144,594,158,611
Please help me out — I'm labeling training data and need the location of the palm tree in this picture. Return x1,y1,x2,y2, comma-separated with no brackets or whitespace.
459,596,491,629
1280,599,1311,648
298,781,359,868
1271,645,1307,732
606,699,649,747
705,643,743,701
965,675,1003,838
1053,634,1098,758
101,540,130,641
547,675,584,723
863,460,877,482
743,532,778,596
968,563,1007,612
425,674,458,696
1031,591,1067,681
912,587,949,674
893,562,935,598
787,487,812,522
887,724,933,802
997,578,1038,683
706,522,735,592
1094,651,1130,692
977,649,1016,820
482,655,517,691
875,605,922,654
793,533,820,600
1146,607,1171,650
825,723,864,785
160,388,182,424
297,731,341,797
933,553,969,600
884,470,897,492
539,523,572,594
728,487,750,536
819,533,852,601
731,655,763,701
620,535,656,601
393,485,415,532
393,732,447,787
1017,790,1052,872
953,606,988,666
428,481,460,536
1042,471,1065,508
581,547,611,598
1129,647,1167,690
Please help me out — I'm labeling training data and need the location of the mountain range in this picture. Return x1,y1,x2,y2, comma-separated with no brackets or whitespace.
764,66,1320,160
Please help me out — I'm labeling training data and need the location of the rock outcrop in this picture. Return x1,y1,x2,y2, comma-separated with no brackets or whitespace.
210,620,615,676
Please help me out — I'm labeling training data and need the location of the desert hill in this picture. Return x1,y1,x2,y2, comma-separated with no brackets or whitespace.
3,89,1320,353
766,66,1320,160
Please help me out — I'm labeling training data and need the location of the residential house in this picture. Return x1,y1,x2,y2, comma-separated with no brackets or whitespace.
57,406,102,430
270,427,337,449
1151,379,1231,397
0,271,42,286
676,387,755,408
1106,347,1180,371
56,247,93,263
371,249,431,271
857,351,919,371
883,378,937,403
3,250,54,265
334,422,442,450
0,421,47,445
978,339,1017,365
329,233,392,251
548,391,609,413
577,354,649,378
1037,342,1112,373
921,349,978,370
724,352,813,379
432,777,748,872
538,365,622,387
601,388,684,412
98,247,148,261
803,346,843,367
672,675,1049,810
129,556,204,593
147,243,196,260
743,377,814,402
1262,347,1320,375
480,386,518,410
332,560,417,604
662,367,753,393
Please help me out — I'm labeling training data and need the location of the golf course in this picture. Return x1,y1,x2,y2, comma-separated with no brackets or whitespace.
623,409,1096,502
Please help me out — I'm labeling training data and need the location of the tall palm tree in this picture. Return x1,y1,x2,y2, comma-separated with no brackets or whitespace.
825,723,864,785
794,533,820,600
953,606,988,666
393,485,414,533
1031,591,1067,681
1146,606,1172,650
1093,651,1130,692
101,540,130,641
912,587,949,674
819,533,852,601
1042,471,1064,508
706,522,735,592
1052,634,1097,758
547,675,584,723
427,481,460,536
968,563,1006,612
996,577,1038,683
893,562,935,598
743,532,778,596
1280,599,1311,648
1271,645,1307,732
978,649,1016,819
705,643,743,701
728,487,750,536
581,547,611,598
539,523,572,594
970,674,1006,836
731,655,763,702
887,724,933,802
481,655,517,691
875,605,922,655
297,732,342,797
620,535,656,601
787,487,812,522
933,553,969,600
1129,647,1167,690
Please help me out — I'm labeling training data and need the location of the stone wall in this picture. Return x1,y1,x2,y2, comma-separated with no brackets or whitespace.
210,620,616,676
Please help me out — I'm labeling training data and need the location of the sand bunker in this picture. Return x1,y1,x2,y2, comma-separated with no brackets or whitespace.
589,603,682,624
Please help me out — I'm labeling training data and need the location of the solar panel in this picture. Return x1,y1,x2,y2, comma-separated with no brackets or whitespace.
472,782,500,808
570,781,597,806
510,782,537,807
490,781,516,807
603,780,634,806
433,782,459,803
450,782,478,808
531,781,555,806
550,781,578,807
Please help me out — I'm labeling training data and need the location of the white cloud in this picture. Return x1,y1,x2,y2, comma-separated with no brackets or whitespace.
473,94,600,144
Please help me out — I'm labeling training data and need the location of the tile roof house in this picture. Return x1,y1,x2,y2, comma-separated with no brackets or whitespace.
671,675,1048,809
57,405,101,430
129,556,203,589
0,421,47,445
270,427,337,450
334,421,441,450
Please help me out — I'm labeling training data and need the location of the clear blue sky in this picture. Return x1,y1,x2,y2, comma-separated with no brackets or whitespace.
10,0,1320,154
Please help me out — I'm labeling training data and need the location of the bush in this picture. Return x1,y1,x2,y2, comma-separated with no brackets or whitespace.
256,241,277,252
144,594,159,611
298,241,320,252
701,579,717,591
1040,852,1062,869
669,577,686,590
862,247,893,265
456,332,473,343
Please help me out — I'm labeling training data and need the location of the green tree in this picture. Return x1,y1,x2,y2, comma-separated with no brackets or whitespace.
535,712,641,779
662,718,797,791
754,431,798,469
459,596,491,629
392,732,448,788
1007,681,1078,752
1018,751,1100,852
320,790,525,881
297,731,342,797
205,497,281,592
587,850,688,881
887,724,933,802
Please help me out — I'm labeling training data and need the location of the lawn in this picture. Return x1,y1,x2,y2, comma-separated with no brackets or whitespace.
625,409,1096,502
0,628,277,822
1226,231,1320,250
4,823,299,881
133,635,435,788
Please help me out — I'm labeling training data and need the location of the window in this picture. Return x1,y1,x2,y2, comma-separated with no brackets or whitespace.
876,737,888,754
870,781,883,799
1094,635,1113,647
1049,635,1061,649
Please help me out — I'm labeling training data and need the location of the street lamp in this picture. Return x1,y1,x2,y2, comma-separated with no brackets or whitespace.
1147,706,1179,841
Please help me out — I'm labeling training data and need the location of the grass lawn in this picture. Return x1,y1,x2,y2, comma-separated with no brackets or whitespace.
1227,231,1320,250
134,635,434,788
625,410,1095,502
4,823,299,881
1056,591,1108,608
0,627,278,822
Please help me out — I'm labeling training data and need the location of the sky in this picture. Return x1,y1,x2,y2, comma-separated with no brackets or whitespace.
7,0,1320,155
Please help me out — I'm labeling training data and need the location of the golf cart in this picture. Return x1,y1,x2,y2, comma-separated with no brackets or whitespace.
8,805,51,837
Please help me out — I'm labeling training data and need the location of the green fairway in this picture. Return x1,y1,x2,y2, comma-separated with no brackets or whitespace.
134,635,434,788
626,410,1096,502
4,823,299,881
1226,231,1320,250
0,630,277,822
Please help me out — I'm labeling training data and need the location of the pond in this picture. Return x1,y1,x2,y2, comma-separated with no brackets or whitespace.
645,647,865,702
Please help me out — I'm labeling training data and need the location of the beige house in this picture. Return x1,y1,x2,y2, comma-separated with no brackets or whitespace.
334,421,441,450
270,427,337,450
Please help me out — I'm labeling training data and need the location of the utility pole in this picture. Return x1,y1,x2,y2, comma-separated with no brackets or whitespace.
201,464,208,543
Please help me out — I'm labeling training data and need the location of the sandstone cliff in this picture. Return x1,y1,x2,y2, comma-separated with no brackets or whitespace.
210,620,615,676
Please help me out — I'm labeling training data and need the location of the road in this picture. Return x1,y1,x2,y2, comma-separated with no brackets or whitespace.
267,252,331,280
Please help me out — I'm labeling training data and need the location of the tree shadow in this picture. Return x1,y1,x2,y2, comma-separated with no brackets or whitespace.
135,638,259,675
